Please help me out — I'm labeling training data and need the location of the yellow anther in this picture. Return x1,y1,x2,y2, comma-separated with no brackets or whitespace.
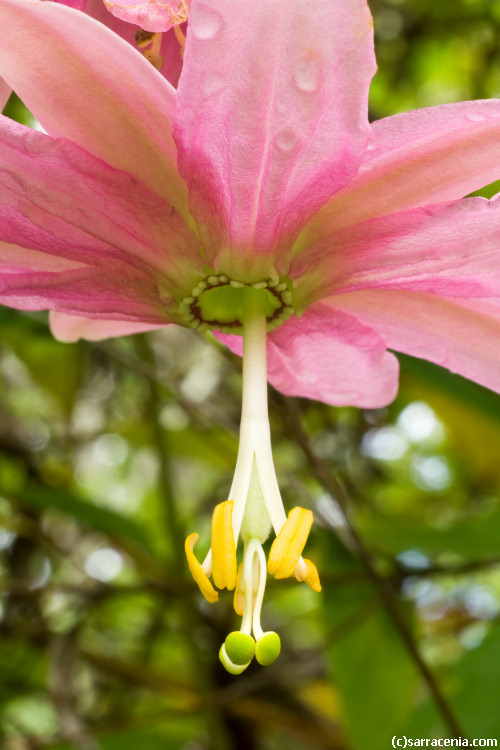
135,29,155,48
268,507,313,579
139,32,164,71
211,500,237,591
233,562,245,616
295,558,322,593
185,533,219,603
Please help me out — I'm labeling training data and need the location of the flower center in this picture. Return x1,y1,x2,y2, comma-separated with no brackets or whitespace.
178,274,295,333
135,1,188,67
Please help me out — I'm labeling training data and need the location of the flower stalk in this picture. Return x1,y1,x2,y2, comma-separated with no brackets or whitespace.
185,286,321,673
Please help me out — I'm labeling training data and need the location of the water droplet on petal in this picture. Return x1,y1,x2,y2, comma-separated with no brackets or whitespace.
465,113,486,123
293,53,321,93
190,4,223,40
203,72,225,96
275,128,299,152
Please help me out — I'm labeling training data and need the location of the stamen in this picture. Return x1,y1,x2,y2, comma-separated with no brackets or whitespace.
184,534,219,603
211,500,237,591
233,562,245,616
295,558,322,592
268,507,313,579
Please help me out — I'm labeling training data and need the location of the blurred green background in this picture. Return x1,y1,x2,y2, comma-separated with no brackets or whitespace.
2,0,500,748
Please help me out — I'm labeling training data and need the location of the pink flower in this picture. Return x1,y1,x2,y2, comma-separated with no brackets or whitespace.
0,0,185,102
1,0,499,407
2,0,500,670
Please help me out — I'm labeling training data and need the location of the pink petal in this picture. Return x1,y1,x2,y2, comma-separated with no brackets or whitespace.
0,78,11,111
0,116,202,297
297,99,500,249
216,304,399,408
0,267,166,322
76,0,184,87
292,195,500,306
0,0,188,213
0,242,84,274
54,0,87,7
330,290,500,394
50,311,166,342
174,0,375,278
103,0,189,32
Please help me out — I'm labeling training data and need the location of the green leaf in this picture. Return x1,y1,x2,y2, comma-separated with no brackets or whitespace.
403,623,500,738
4,485,151,551
398,353,500,425
360,509,500,561
322,538,418,750
449,622,500,738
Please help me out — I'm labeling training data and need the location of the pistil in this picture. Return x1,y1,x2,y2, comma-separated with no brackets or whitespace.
184,286,321,673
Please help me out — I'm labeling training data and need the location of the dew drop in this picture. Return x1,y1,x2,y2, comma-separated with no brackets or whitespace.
465,113,486,123
190,4,223,40
275,128,299,152
293,53,321,93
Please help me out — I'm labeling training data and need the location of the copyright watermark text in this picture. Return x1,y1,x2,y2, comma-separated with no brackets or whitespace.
392,738,497,748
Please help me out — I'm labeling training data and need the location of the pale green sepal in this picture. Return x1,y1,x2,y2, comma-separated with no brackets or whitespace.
255,632,281,666
219,644,251,675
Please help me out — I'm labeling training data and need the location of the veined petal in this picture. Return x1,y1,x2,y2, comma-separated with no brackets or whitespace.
0,243,84,274
329,290,500,395
268,507,313,579
49,311,166,342
216,304,399,408
0,117,202,296
104,0,189,31
296,99,500,250
292,196,500,306
0,266,166,323
295,558,322,593
0,0,188,215
185,533,219,603
211,500,237,591
175,0,375,276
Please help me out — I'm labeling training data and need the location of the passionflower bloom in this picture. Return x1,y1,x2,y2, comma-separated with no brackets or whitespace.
2,0,500,672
